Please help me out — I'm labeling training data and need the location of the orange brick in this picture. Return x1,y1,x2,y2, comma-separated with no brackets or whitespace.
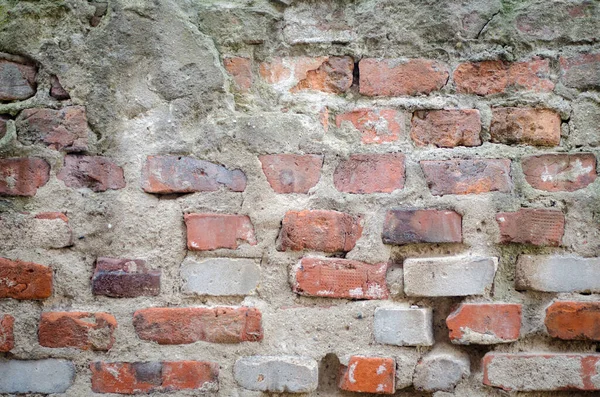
339,356,395,394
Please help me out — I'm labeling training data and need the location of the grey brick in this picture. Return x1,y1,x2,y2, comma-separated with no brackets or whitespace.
0,359,74,394
234,356,318,393
404,256,497,296
374,307,433,346
181,257,260,296
516,255,600,292
414,350,470,392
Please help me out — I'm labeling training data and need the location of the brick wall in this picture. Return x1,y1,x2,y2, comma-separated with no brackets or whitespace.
0,0,599,395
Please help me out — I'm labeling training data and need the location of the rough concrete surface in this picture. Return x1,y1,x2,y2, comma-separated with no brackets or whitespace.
0,0,598,396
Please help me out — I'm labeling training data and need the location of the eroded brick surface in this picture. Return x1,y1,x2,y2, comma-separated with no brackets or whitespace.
411,109,481,147
447,303,522,344
421,159,512,195
333,153,405,193
545,301,600,341
0,257,52,300
39,312,117,350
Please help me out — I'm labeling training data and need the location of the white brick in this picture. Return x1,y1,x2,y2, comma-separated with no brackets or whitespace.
374,307,433,346
234,356,318,393
516,255,600,292
404,256,497,297
181,257,260,296
0,359,74,394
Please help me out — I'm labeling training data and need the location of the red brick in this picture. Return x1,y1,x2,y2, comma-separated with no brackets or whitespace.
560,53,600,90
16,106,89,151
339,356,395,394
490,108,561,146
50,75,70,100
0,157,50,196
0,314,14,352
293,257,388,300
91,361,218,394
57,155,125,192
334,153,405,194
447,303,521,344
260,56,354,94
545,301,600,341
496,208,564,246
421,159,512,195
454,58,554,95
185,213,256,250
259,154,323,193
521,153,596,192
0,59,37,101
360,58,449,97
133,307,263,344
483,353,600,391
411,109,481,148
34,211,69,223
141,155,246,194
278,210,362,252
92,257,161,298
0,257,52,300
39,312,117,351
319,107,329,132
0,114,9,139
382,209,462,245
224,57,252,92
336,109,403,144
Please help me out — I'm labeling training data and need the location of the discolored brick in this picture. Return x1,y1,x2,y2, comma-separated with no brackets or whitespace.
0,59,37,101
16,106,89,151
447,303,521,344
293,257,388,300
421,159,512,195
334,153,405,194
521,153,596,192
411,109,481,147
49,75,70,100
560,53,600,90
336,108,404,144
545,301,600,341
0,157,50,196
490,108,561,146
382,209,462,245
185,213,257,250
141,155,246,194
259,154,323,193
57,155,125,192
39,312,117,351
0,257,52,300
92,257,160,298
0,314,14,352
224,57,252,92
339,356,395,394
496,208,564,246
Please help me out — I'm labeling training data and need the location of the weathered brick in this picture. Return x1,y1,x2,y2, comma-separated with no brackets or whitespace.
0,114,9,139
336,108,404,144
404,256,497,297
0,314,14,352
414,350,470,392
545,301,600,341
359,58,449,96
133,306,263,344
185,213,257,250
181,257,260,296
411,109,481,147
490,108,561,146
447,303,521,345
0,59,36,101
0,157,50,196
339,356,395,394
224,57,252,92
234,356,318,393
382,209,462,245
91,361,219,394
521,153,596,192
141,155,246,194
39,311,117,351
374,307,434,346
560,53,600,90
483,353,600,391
421,159,512,195
0,257,52,300
293,257,388,300
278,210,362,252
50,75,70,100
454,58,554,95
16,106,89,151
92,257,160,298
259,154,323,193
58,155,125,192
0,211,72,249
333,153,405,194
260,56,354,94
283,2,355,44
496,208,564,246
0,359,74,394
516,255,600,293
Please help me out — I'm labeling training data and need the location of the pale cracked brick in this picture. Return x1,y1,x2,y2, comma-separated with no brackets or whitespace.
483,353,600,391
374,307,433,346
234,356,318,393
181,257,260,296
516,255,600,293
404,256,497,297
413,350,470,392
0,359,74,394
0,212,72,249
